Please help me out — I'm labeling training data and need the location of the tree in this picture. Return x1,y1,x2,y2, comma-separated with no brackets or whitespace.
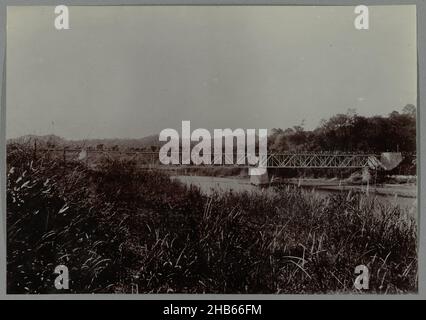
402,104,416,117
267,105,416,153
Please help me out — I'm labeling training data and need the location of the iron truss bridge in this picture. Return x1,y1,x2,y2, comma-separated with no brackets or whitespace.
155,152,384,169
42,150,394,170
263,153,383,169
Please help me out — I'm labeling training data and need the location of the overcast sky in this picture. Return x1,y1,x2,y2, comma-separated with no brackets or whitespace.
6,5,417,139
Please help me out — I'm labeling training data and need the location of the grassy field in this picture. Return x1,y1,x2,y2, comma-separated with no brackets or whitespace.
6,144,418,294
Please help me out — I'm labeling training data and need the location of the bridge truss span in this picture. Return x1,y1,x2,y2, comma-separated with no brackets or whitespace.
39,149,400,170
265,153,383,169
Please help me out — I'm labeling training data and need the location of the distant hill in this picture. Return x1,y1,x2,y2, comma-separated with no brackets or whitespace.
8,134,67,147
7,134,163,151
8,132,258,151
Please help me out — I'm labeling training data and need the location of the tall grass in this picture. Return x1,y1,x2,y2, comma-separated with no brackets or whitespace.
6,144,417,293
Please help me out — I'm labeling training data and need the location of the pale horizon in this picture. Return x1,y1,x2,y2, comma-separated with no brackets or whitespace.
6,5,417,140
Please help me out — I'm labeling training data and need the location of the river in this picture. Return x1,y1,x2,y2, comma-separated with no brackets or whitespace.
171,175,418,218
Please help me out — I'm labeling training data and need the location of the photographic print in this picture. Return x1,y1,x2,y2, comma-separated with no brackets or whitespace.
5,5,418,294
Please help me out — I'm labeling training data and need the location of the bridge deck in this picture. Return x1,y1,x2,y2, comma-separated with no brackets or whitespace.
38,149,387,169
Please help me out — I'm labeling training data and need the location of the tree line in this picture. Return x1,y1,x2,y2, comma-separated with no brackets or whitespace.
268,104,416,153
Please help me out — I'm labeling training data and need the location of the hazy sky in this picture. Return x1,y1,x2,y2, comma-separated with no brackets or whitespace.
6,5,417,139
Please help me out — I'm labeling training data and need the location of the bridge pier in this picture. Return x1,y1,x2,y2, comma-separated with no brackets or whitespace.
362,167,371,183
249,168,270,185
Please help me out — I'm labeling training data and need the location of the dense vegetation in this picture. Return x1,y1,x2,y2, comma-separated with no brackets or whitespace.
10,105,416,155
269,105,416,153
7,144,417,294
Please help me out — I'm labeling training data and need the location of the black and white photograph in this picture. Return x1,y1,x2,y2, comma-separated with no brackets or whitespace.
5,5,418,294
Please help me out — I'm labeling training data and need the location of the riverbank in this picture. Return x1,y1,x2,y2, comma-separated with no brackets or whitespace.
172,175,417,199
7,146,418,293
171,175,418,217
283,178,417,198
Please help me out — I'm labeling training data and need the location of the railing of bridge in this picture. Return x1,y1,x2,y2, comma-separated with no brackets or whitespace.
36,149,388,169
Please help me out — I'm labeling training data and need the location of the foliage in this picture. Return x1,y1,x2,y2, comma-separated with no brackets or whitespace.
7,145,417,294
269,105,416,153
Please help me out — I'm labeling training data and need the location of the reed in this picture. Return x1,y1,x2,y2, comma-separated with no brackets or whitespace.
6,144,417,294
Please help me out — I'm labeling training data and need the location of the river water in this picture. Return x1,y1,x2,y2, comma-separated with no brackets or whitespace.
171,175,418,218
